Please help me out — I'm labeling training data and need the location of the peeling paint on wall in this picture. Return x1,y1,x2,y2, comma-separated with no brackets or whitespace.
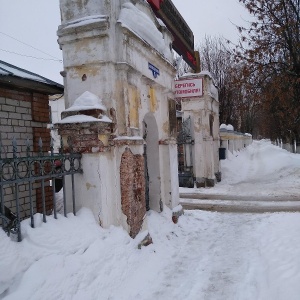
114,81,127,135
149,87,157,113
86,182,96,190
128,86,139,128
162,121,169,134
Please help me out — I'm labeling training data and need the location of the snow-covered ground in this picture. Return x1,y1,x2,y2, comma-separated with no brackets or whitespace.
1,140,300,300
181,139,300,199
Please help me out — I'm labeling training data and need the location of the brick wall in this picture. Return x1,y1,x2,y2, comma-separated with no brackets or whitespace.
120,148,146,238
36,185,53,215
0,87,52,219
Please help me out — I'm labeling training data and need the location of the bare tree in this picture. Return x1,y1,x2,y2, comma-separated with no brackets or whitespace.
234,0,300,141
197,36,244,130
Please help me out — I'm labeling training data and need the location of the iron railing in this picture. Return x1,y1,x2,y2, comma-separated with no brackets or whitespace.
177,116,194,187
0,137,82,241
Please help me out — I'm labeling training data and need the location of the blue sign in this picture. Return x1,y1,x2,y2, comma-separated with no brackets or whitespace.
148,62,160,79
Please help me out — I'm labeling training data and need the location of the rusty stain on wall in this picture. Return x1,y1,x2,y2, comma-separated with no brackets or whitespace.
98,134,109,146
162,121,169,134
86,182,96,190
69,65,101,80
114,81,127,135
149,87,157,112
128,86,139,128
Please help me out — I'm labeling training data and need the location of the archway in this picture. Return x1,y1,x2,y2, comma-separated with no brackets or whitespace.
143,113,162,212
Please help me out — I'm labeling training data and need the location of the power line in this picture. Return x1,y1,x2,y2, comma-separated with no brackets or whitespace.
0,31,61,60
0,48,62,62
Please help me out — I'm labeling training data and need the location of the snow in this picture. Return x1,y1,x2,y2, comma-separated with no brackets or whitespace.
113,136,144,141
226,124,234,131
1,140,300,299
181,70,214,79
56,115,108,124
117,3,170,58
64,91,107,112
172,204,183,213
220,123,227,129
0,61,60,86
182,140,300,199
156,17,166,28
57,91,112,124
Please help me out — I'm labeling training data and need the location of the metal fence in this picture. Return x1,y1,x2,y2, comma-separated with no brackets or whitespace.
177,116,194,188
0,136,82,242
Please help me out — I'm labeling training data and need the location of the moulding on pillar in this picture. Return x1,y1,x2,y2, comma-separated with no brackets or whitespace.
158,138,177,145
113,136,144,147
54,91,114,153
55,120,113,153
57,16,109,45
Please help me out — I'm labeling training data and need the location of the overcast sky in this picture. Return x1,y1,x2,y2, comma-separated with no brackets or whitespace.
0,0,249,85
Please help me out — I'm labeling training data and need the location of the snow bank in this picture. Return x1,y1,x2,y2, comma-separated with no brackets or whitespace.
2,205,300,299
2,140,300,299
182,139,300,198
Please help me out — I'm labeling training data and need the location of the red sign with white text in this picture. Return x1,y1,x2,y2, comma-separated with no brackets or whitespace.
175,78,203,98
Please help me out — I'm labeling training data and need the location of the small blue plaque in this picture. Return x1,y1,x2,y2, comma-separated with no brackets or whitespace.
148,62,160,79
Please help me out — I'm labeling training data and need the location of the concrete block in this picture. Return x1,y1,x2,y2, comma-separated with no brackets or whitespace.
0,111,9,118
206,178,216,187
21,114,32,121
19,101,32,108
0,119,8,125
16,107,31,114
8,112,22,120
195,178,206,188
6,99,20,106
0,125,13,133
2,105,16,112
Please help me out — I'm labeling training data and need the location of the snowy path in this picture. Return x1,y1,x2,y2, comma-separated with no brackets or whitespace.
1,208,300,299
148,212,262,300
2,140,300,299
146,211,300,300
180,142,300,212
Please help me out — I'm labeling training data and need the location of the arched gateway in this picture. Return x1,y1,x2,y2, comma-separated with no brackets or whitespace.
56,0,180,238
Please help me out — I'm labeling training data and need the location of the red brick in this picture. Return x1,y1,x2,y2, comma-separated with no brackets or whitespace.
120,148,146,238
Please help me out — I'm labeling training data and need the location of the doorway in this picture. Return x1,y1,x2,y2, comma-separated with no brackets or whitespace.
143,113,162,212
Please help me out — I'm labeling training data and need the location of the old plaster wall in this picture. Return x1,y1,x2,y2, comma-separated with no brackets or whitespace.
58,0,179,234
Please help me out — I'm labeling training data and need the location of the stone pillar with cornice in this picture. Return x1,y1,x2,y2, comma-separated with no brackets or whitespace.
179,72,220,187
57,0,181,238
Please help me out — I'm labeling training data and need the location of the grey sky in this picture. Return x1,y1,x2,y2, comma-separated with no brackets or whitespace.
0,0,249,85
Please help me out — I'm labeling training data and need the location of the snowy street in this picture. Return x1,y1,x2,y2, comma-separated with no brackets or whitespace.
1,140,300,300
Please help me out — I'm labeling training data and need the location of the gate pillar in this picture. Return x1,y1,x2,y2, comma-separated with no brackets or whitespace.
55,92,147,237
57,0,181,236
178,73,220,187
